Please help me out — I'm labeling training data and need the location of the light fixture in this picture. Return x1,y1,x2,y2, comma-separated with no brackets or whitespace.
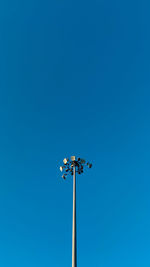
59,156,92,267
60,166,63,172
63,158,68,164
80,159,85,164
88,163,92,168
60,157,92,180
71,156,76,161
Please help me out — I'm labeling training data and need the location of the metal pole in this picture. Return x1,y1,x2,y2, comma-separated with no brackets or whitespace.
72,164,77,267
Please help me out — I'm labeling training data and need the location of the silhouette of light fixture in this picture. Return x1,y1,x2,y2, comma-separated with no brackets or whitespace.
59,156,92,267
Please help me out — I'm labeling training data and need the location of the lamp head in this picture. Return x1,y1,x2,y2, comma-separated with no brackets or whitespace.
63,158,68,164
60,166,63,172
71,156,76,161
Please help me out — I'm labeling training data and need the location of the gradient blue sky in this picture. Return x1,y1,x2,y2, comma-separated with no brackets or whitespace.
0,0,150,266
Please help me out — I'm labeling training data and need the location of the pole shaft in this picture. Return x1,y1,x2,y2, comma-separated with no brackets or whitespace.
72,165,77,267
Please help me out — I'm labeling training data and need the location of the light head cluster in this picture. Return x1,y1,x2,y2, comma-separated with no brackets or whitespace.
60,156,92,180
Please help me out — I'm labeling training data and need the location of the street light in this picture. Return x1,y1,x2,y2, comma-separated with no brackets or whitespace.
60,156,92,267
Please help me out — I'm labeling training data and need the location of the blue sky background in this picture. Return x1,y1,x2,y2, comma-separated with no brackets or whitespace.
0,0,150,266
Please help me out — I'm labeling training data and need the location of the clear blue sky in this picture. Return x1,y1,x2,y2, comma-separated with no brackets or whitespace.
0,0,150,266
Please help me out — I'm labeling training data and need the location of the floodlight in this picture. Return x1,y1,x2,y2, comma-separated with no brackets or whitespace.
63,158,68,164
80,159,85,164
60,156,92,179
71,156,76,161
88,163,92,168
60,166,63,172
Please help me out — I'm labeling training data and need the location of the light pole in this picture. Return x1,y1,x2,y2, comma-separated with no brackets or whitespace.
60,156,92,267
